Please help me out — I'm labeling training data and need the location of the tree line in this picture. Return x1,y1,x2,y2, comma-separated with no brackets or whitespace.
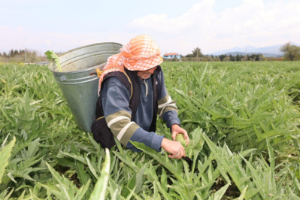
0,49,49,63
1,42,299,63
0,49,26,57
218,53,264,61
166,42,299,62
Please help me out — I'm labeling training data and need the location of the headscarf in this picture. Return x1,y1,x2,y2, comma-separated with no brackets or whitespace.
97,34,163,89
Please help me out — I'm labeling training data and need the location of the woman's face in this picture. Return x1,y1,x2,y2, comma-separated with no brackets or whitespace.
137,66,157,80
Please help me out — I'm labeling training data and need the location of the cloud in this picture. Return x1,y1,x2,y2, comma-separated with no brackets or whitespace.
1,0,300,55
130,0,216,35
130,0,300,54
131,13,193,34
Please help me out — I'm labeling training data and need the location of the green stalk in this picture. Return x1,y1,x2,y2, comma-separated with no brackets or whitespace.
45,50,62,72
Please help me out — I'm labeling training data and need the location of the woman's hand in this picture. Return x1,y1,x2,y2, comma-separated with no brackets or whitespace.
171,124,189,146
161,138,185,159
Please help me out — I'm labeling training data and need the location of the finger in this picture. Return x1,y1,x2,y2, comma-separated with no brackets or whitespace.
178,152,185,159
175,150,181,159
171,133,176,141
168,154,175,159
182,148,186,158
183,130,188,139
177,147,185,159
172,132,177,141
169,154,180,159
183,130,190,146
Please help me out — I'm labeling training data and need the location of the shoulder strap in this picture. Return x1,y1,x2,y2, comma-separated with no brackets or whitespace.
96,71,136,120
121,71,133,99
101,71,133,99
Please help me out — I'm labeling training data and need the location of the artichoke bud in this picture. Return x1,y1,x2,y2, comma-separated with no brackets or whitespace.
176,134,186,148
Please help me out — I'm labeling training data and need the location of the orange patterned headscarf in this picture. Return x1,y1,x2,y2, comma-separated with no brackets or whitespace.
98,34,163,89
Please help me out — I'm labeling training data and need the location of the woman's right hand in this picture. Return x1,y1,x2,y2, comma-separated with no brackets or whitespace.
161,138,186,159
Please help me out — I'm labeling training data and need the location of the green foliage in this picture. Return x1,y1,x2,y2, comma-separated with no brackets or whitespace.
89,149,110,200
280,42,300,61
164,62,300,153
0,62,300,199
0,137,16,199
40,163,91,200
0,136,16,184
45,50,62,71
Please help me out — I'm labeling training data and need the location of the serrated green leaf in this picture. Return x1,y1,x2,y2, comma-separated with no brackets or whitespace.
233,185,248,200
131,141,183,182
0,137,16,184
89,148,111,200
209,183,229,200
45,50,62,71
74,179,91,200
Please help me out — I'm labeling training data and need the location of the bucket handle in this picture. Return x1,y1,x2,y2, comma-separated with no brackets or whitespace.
89,64,105,77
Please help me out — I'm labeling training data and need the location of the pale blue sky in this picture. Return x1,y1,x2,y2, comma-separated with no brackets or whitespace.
0,0,299,55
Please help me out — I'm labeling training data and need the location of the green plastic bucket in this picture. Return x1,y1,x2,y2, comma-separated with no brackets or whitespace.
48,42,122,132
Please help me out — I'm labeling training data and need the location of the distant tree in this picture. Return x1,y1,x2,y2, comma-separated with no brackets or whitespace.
249,54,255,61
214,57,221,61
3,52,7,57
241,56,247,61
219,54,226,61
192,47,203,57
256,54,260,59
260,55,267,61
14,50,19,56
247,55,251,61
27,50,37,63
267,57,276,61
171,57,179,62
223,56,230,61
9,49,14,57
236,54,241,61
280,42,300,61
205,56,213,61
0,52,2,56
229,54,235,61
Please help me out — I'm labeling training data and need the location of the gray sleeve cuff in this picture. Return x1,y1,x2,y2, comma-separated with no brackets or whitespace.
126,128,164,152
150,134,164,152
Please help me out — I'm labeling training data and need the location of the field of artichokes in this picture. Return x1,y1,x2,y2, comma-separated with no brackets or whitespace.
0,62,300,199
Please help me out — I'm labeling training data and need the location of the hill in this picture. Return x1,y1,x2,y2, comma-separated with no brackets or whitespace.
210,43,300,57
218,51,282,57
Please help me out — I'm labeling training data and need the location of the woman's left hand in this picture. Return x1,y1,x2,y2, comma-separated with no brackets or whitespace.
171,124,189,146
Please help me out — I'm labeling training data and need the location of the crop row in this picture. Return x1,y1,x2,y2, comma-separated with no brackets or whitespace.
0,62,300,199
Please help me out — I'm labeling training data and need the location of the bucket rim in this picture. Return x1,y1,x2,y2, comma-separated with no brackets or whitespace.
48,42,122,74
59,42,122,57
48,62,106,74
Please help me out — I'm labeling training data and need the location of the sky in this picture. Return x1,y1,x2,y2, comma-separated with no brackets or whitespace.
0,0,300,55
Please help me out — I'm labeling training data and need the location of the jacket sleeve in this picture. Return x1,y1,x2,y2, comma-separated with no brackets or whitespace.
102,76,163,152
157,69,181,128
